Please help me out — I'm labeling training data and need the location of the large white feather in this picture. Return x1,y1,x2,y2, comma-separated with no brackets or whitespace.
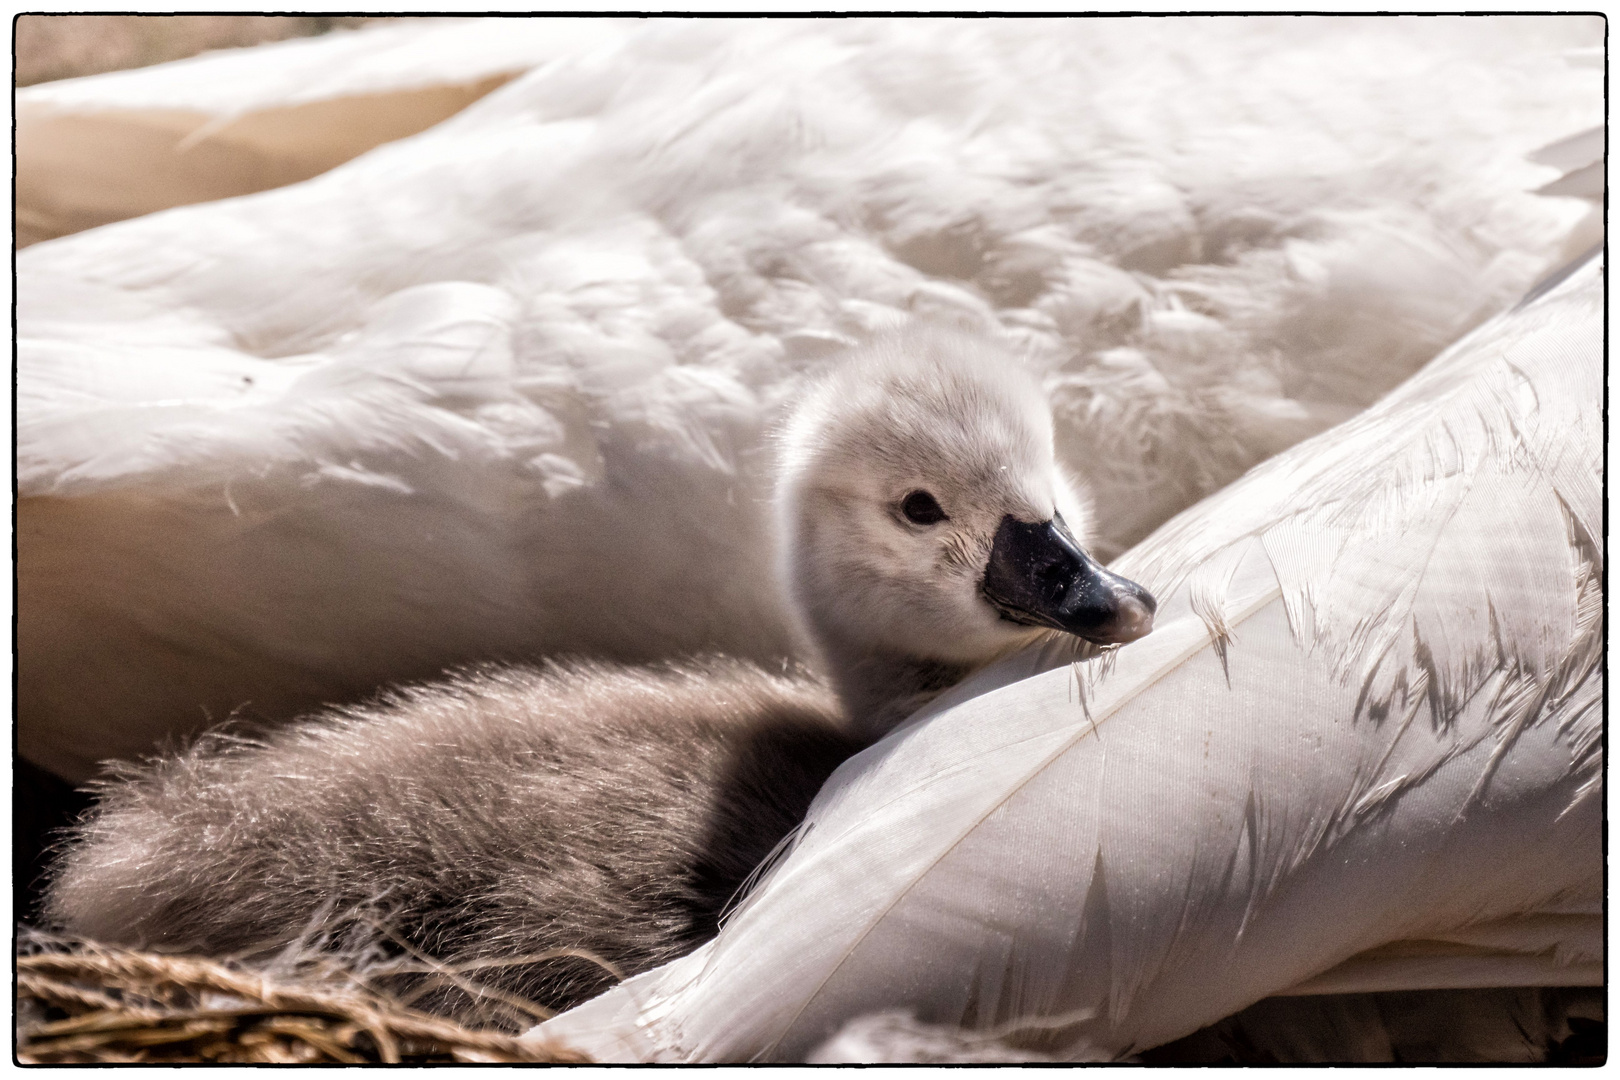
15,19,618,245
18,17,1600,779
537,251,1601,1061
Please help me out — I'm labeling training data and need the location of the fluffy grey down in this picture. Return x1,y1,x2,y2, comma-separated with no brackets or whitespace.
45,660,861,1024
42,330,1149,1033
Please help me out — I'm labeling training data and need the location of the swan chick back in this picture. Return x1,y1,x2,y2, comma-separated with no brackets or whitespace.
45,660,860,1021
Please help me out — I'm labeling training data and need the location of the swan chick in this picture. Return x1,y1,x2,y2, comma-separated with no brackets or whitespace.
44,326,1154,1023
780,328,1155,735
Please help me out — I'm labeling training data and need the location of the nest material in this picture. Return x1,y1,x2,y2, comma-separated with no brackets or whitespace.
16,939,589,1064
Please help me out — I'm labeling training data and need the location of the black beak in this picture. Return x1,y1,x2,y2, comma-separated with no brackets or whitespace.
980,513,1156,645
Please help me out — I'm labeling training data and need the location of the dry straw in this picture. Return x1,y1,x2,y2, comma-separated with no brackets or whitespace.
16,936,591,1064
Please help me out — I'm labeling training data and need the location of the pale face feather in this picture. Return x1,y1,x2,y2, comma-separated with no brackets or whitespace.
778,327,1090,670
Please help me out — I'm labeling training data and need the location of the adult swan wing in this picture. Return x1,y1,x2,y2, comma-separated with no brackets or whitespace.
538,249,1602,1061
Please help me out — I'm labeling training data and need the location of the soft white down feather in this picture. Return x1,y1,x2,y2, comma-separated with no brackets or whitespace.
18,17,1600,782
535,247,1602,1062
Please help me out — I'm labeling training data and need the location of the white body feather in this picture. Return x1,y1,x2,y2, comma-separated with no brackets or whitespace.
15,19,616,245
536,251,1601,1061
18,17,1599,782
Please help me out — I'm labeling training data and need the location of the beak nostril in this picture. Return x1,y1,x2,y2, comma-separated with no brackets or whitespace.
1038,561,1073,591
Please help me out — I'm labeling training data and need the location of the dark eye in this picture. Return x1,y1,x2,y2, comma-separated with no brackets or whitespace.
901,490,949,525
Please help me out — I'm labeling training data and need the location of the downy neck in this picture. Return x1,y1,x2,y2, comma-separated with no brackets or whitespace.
813,631,974,743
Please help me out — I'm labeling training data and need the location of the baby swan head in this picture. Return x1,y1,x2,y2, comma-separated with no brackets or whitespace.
778,326,1155,736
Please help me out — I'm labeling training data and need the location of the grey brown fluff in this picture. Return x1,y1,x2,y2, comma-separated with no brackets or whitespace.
43,330,1094,1026
45,660,862,1022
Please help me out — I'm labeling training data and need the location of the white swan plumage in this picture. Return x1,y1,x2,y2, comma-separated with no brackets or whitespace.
15,16,1603,1061
16,16,1600,784
537,247,1602,1062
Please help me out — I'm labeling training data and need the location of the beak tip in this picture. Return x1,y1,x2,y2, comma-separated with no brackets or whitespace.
1111,595,1155,643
